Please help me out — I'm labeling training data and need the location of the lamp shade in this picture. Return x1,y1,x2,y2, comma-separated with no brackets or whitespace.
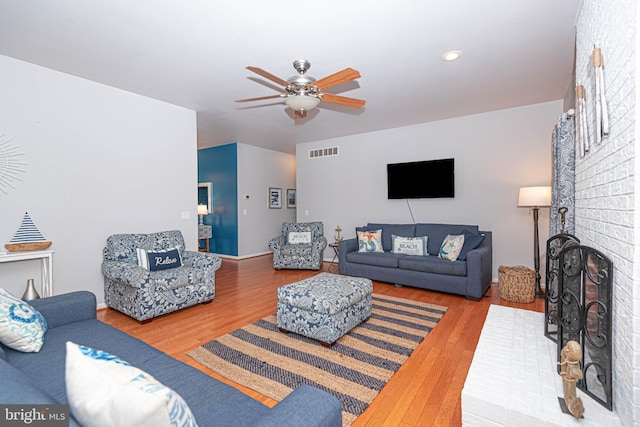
518,186,552,207
197,204,209,215
284,95,321,112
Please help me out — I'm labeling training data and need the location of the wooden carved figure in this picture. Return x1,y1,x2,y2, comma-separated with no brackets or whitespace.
559,340,585,418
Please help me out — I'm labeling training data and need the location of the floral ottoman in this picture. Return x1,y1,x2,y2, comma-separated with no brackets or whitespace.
276,272,373,346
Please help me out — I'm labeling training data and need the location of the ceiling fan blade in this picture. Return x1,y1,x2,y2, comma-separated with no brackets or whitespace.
236,94,283,103
320,93,366,108
313,68,361,91
246,66,289,87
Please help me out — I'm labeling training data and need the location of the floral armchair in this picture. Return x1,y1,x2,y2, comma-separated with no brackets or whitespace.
268,222,327,270
101,230,221,323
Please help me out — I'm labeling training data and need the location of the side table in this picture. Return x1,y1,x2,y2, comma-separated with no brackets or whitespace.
328,242,339,272
0,250,54,297
198,225,212,252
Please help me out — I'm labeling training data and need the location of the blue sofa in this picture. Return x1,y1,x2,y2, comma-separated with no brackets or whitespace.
0,291,342,426
338,223,492,300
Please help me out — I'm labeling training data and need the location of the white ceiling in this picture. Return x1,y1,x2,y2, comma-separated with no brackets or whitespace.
0,0,579,154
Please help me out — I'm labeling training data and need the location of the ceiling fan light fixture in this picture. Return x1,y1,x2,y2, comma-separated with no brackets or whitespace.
284,95,321,112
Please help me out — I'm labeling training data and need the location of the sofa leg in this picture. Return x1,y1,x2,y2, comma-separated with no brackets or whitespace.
202,300,213,305
394,284,403,288
466,296,481,302
140,318,153,325
320,341,334,348
278,328,289,334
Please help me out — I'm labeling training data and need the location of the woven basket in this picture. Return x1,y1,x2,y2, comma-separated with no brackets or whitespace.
498,265,535,303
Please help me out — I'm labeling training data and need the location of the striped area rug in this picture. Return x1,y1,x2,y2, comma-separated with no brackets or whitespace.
187,294,447,426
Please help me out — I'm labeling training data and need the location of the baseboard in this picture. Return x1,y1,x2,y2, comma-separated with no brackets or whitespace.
211,251,271,261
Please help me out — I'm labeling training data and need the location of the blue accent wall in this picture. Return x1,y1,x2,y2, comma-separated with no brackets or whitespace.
198,143,238,256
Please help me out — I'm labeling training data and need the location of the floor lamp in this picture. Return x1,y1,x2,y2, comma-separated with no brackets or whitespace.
518,186,552,298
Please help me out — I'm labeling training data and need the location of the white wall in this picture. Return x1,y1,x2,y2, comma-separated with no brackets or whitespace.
575,1,638,425
296,101,562,279
0,55,198,305
237,143,295,257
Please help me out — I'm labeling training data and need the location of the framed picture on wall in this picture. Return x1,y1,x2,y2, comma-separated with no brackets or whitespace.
287,189,296,208
269,187,282,209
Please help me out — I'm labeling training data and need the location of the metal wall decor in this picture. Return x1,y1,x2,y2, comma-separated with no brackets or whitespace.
0,133,27,194
545,232,580,342
557,244,613,410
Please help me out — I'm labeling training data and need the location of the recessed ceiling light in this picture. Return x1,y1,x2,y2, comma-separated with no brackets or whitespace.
441,50,462,62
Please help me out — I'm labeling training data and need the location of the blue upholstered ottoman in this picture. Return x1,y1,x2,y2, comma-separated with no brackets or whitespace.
276,272,373,346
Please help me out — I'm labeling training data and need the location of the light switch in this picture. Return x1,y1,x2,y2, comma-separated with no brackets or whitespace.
243,209,247,215
181,211,190,220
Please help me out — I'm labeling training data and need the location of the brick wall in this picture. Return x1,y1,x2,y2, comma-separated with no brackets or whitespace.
574,1,638,425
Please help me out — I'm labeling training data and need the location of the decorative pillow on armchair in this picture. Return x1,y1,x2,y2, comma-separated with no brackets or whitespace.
136,247,183,271
357,229,383,253
287,231,312,245
438,234,465,261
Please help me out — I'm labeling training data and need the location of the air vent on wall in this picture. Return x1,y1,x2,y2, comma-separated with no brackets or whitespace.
309,147,339,158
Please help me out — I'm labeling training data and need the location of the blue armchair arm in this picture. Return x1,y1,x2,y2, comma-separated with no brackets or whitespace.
254,385,341,427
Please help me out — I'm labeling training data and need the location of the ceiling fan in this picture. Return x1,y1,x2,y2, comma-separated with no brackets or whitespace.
236,59,366,119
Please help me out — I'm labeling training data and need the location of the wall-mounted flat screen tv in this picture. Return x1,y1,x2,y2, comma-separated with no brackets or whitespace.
387,158,454,199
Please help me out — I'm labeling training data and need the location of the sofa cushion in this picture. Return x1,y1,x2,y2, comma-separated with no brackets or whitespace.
392,235,428,256
367,223,416,251
0,357,60,404
415,223,479,255
0,288,48,353
346,251,400,268
137,246,184,271
65,341,197,427
398,256,467,276
357,230,383,253
458,229,486,261
438,234,465,261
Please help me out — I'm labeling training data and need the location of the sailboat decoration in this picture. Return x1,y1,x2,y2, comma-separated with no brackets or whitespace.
5,212,52,252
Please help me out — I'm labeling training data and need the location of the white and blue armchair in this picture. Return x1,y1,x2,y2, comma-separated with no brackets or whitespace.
268,222,327,270
102,230,221,323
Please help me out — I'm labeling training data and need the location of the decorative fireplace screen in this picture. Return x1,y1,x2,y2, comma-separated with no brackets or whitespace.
545,233,580,342
556,243,613,410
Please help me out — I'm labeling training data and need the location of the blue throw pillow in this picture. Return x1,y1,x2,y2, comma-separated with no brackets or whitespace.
136,247,183,271
458,229,485,261
0,288,48,352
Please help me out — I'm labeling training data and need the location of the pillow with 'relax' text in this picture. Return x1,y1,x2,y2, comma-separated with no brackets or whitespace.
136,246,183,272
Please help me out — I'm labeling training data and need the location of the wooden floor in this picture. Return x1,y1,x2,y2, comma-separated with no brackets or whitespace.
98,255,544,427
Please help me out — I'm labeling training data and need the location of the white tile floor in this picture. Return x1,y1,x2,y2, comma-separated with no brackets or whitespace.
462,305,621,426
